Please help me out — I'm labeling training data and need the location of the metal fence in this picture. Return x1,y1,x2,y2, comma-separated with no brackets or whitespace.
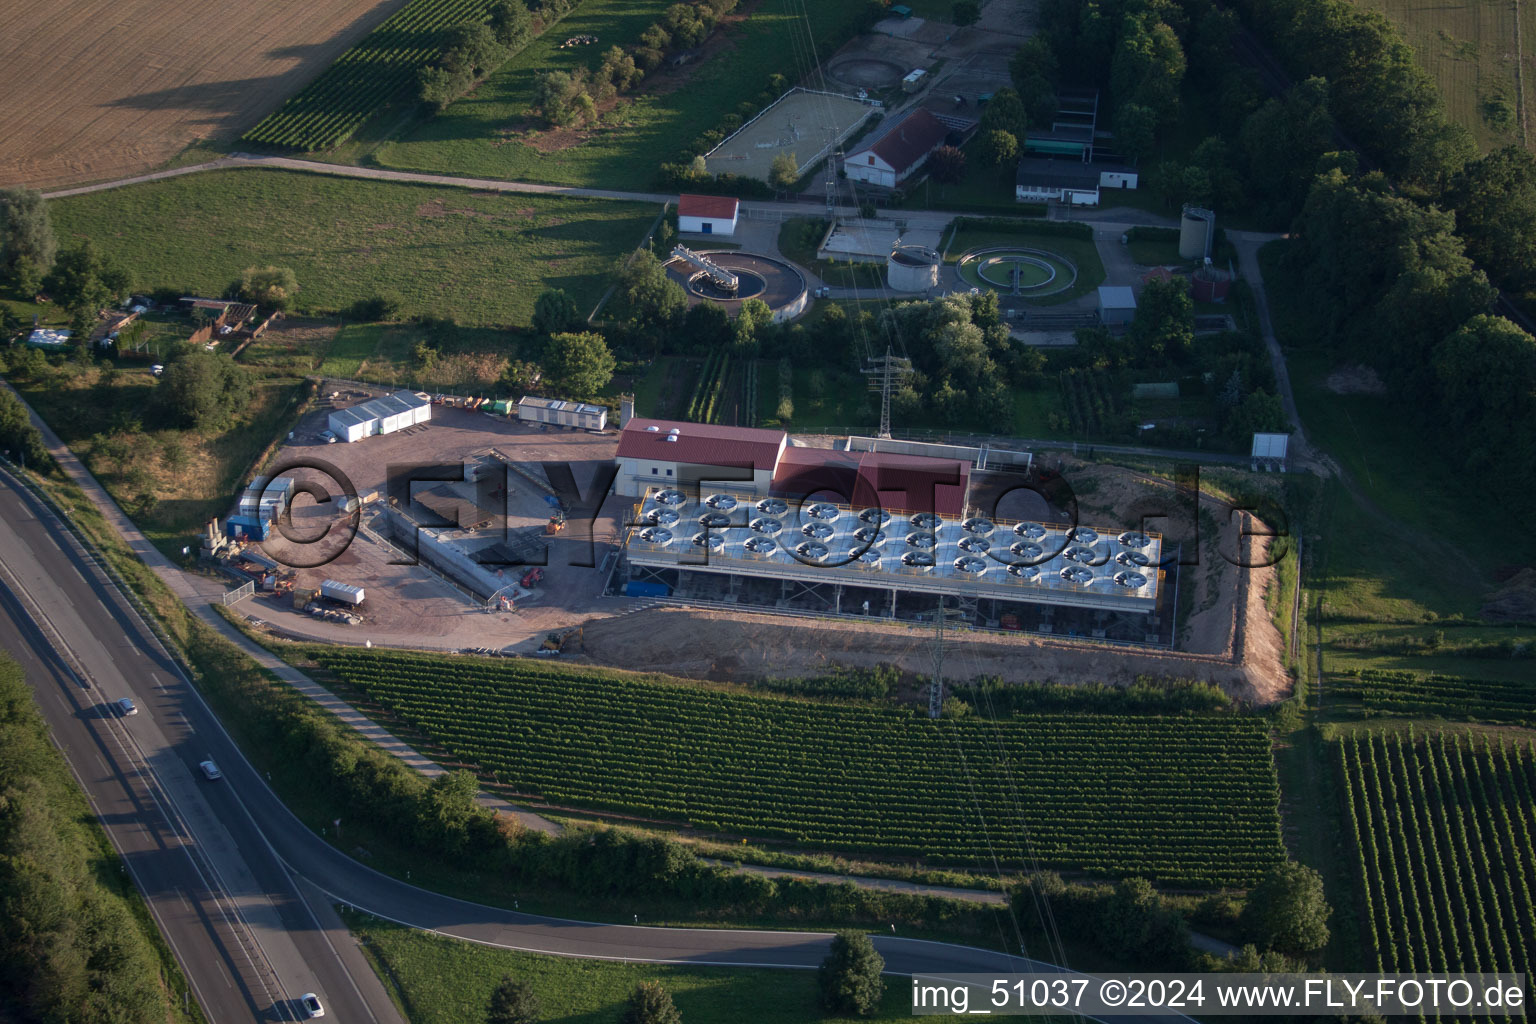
220,580,255,606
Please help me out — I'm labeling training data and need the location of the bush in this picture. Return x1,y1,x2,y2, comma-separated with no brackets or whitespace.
239,265,298,309
927,145,967,184
349,292,402,321
819,930,885,1015
621,981,681,1024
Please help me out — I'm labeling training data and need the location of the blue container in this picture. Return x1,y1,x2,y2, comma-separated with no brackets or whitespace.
625,580,670,598
225,515,269,541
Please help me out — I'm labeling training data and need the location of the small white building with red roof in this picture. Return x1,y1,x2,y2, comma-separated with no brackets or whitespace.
677,194,740,237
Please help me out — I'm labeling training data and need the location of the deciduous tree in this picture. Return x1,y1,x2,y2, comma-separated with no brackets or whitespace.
819,930,884,1015
1447,146,1536,293
239,265,298,309
927,145,967,185
542,331,615,399
1239,861,1331,956
977,129,1018,169
0,187,56,294
978,87,1028,141
1128,277,1194,364
489,0,532,48
769,152,800,192
46,242,132,327
154,351,254,430
532,288,580,337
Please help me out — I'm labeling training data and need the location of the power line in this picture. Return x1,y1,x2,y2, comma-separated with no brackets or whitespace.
861,346,911,439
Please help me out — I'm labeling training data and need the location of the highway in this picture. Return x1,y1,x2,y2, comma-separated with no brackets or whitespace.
0,464,399,1023
0,462,1194,1022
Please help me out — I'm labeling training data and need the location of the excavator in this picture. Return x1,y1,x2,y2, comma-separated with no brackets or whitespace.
536,627,582,656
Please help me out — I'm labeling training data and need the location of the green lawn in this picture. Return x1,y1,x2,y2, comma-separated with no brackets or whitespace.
1011,383,1067,437
1125,237,1186,267
47,169,656,327
788,366,872,433
946,226,1106,305
369,1,876,188
920,157,1033,215
1259,240,1536,685
349,913,921,1024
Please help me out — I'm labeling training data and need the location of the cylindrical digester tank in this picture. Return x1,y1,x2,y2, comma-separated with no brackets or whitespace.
1179,207,1214,260
887,244,940,292
1192,262,1232,302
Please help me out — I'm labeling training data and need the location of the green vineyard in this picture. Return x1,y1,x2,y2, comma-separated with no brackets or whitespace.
1332,669,1536,726
316,650,1286,886
243,0,500,150
1337,731,1535,984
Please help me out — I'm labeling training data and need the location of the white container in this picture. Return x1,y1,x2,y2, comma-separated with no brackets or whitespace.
319,580,365,605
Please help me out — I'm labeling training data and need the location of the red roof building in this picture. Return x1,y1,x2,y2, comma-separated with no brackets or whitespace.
678,194,740,236
844,108,951,188
771,446,970,517
615,417,787,495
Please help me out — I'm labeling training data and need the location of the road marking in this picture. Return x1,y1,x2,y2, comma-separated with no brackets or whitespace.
176,889,193,913
150,673,166,692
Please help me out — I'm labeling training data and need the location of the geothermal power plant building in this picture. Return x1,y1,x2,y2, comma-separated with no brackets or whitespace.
612,419,1174,644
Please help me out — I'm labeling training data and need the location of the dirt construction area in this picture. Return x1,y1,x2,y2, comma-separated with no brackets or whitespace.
235,401,631,653
0,0,407,187
234,415,1291,705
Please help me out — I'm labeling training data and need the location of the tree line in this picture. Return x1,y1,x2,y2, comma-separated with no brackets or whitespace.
529,0,739,129
0,655,184,1023
1020,0,1536,512
417,0,580,110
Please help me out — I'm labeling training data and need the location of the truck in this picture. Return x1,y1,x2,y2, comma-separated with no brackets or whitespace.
319,580,365,606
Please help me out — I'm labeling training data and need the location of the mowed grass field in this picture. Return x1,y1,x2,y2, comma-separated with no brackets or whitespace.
0,0,409,187
370,0,874,188
1351,0,1529,151
47,169,656,327
348,913,923,1024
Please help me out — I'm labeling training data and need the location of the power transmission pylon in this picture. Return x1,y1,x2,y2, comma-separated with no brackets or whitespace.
928,598,967,719
863,346,912,440
825,127,839,220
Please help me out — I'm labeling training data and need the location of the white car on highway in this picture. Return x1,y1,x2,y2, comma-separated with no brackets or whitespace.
300,993,324,1018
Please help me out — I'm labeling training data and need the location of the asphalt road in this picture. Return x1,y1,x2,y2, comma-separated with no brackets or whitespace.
0,465,400,1024
0,463,1197,1022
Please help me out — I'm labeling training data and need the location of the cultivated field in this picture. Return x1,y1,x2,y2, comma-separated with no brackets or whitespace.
318,649,1287,886
370,0,874,188
245,0,502,151
0,0,408,188
704,89,873,180
1338,731,1535,977
47,169,656,326
1353,0,1529,151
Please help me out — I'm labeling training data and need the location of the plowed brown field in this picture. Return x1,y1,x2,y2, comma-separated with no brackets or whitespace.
0,0,406,188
